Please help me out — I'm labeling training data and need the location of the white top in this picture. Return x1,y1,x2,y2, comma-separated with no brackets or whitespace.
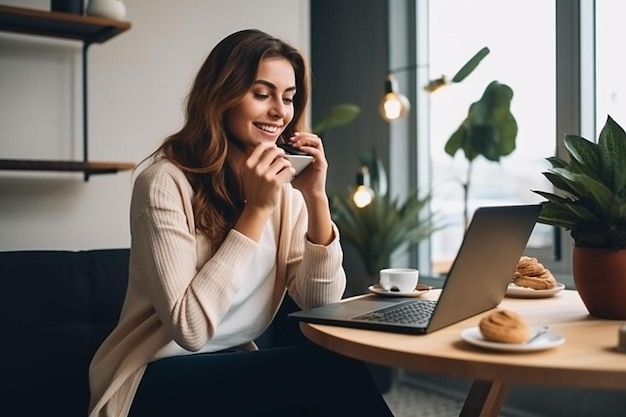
152,223,277,359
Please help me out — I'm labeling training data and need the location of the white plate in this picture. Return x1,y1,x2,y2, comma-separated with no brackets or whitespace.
367,284,430,298
505,282,565,298
460,327,565,352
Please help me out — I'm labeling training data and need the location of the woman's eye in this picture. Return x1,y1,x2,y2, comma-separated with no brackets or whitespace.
254,93,269,100
283,97,294,104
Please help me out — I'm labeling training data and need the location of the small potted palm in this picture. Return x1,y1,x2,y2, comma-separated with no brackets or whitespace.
330,148,440,294
532,115,626,319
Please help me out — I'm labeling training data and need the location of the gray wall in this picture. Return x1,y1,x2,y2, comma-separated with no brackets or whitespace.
310,0,390,293
311,0,390,194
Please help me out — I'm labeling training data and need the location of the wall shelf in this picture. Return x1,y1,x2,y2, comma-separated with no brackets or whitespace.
0,5,130,43
0,159,135,174
0,5,134,179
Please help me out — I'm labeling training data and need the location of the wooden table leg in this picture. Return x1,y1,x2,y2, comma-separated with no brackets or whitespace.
459,380,509,417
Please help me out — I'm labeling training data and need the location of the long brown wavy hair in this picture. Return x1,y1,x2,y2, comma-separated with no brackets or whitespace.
150,29,310,244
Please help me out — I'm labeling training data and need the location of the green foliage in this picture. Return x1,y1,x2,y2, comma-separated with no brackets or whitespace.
442,72,517,226
312,103,361,137
444,81,518,162
532,115,626,250
424,47,489,93
429,46,518,226
451,47,491,83
330,149,441,281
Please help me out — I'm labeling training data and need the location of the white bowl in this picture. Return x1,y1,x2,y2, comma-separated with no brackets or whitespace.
285,154,313,176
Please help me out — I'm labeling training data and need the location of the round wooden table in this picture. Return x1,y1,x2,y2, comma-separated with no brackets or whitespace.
299,290,626,417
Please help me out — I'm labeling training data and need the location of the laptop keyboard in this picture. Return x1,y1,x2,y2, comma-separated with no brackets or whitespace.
353,300,437,324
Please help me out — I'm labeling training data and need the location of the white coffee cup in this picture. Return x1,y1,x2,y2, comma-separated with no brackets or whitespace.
379,268,419,293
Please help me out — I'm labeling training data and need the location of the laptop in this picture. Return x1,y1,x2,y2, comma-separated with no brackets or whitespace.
289,204,541,335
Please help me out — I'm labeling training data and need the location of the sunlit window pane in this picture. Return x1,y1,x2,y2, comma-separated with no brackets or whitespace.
427,0,555,274
596,1,626,133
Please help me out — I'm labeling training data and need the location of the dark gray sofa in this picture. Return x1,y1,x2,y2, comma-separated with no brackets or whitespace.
0,248,305,416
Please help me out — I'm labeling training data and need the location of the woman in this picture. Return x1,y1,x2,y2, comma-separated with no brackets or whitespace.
88,29,393,417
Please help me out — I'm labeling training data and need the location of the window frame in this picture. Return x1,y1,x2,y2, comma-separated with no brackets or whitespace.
393,0,596,285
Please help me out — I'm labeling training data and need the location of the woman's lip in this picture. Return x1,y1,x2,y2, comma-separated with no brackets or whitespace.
254,122,283,132
254,124,283,139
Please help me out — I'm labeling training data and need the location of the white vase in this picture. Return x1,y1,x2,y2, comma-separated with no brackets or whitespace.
86,0,127,20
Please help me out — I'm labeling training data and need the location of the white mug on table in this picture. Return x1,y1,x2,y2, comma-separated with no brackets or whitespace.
379,268,419,292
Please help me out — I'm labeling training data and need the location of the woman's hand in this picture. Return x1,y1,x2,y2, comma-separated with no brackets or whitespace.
234,143,294,242
287,132,328,200
287,132,334,245
241,142,295,211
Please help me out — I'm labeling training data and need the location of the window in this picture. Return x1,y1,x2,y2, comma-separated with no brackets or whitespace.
412,0,604,286
426,0,556,276
595,1,626,133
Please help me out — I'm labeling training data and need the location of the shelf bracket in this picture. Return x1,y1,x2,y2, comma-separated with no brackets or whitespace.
82,42,91,181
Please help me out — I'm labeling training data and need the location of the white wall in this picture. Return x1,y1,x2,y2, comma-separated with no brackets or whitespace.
0,0,309,250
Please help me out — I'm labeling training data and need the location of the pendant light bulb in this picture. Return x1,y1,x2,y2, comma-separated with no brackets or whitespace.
351,166,375,208
379,74,411,122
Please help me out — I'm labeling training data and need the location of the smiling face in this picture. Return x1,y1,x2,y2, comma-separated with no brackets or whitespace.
225,57,296,150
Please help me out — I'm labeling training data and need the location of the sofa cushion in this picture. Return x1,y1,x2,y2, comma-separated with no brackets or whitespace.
0,249,129,416
0,248,307,416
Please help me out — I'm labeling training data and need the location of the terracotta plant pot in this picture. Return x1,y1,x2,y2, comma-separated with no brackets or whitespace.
573,247,626,320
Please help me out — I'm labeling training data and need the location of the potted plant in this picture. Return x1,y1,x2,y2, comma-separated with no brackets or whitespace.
443,81,518,226
532,114,626,319
330,148,441,294
424,46,519,227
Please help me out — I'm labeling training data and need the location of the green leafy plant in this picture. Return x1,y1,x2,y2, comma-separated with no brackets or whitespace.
330,149,441,286
434,48,518,226
532,115,626,250
312,103,361,137
424,46,491,93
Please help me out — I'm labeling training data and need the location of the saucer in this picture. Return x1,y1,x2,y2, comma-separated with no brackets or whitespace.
367,284,430,298
505,282,565,299
460,327,565,352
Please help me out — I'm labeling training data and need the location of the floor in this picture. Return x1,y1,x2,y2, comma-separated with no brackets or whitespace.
382,382,465,417
382,379,626,417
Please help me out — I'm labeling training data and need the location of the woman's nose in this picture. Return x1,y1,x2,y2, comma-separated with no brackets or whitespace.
269,98,288,118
